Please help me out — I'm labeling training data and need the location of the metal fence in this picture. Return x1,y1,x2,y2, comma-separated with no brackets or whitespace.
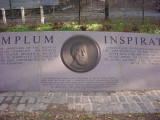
0,0,160,25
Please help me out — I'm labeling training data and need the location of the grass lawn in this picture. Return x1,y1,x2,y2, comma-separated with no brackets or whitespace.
1,106,160,120
0,20,160,34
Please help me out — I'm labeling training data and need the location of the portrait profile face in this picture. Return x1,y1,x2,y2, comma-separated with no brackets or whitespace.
70,43,89,66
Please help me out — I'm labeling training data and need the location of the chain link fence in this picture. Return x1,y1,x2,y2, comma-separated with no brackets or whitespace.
0,0,160,25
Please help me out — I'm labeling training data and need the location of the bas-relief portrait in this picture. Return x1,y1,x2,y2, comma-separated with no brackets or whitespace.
61,35,100,72
70,42,89,69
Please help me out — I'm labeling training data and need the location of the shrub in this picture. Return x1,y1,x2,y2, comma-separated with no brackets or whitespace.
80,26,87,31
0,25,7,32
152,20,160,27
124,23,140,32
102,24,112,31
9,21,17,27
52,21,64,30
28,23,38,30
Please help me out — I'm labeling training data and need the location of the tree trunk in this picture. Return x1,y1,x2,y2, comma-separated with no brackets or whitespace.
105,0,109,20
142,0,144,24
9,0,14,20
78,0,81,24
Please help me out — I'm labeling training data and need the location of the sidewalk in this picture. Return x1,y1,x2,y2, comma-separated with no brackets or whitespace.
0,90,160,114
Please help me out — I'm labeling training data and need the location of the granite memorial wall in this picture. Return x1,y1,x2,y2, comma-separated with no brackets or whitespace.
0,31,159,91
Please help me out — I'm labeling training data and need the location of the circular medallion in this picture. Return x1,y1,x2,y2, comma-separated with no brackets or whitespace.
61,35,101,72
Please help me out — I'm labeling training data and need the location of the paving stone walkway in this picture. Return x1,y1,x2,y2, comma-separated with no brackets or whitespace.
0,90,160,114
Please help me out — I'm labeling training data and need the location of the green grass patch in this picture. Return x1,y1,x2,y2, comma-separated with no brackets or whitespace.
0,20,160,34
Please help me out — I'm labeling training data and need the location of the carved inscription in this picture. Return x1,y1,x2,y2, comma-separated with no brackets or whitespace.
0,46,57,65
42,77,119,89
103,47,160,65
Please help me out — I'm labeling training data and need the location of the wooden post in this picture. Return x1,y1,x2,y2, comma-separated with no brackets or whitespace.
53,5,55,15
21,7,25,23
40,6,44,24
1,8,7,25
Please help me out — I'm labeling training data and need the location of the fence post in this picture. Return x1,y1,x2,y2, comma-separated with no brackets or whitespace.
40,6,44,24
53,5,55,15
21,7,25,23
1,8,7,25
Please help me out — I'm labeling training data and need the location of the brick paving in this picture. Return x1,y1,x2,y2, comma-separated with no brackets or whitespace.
0,90,160,114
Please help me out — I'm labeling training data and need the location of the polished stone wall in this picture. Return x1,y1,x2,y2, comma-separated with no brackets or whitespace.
0,31,159,91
